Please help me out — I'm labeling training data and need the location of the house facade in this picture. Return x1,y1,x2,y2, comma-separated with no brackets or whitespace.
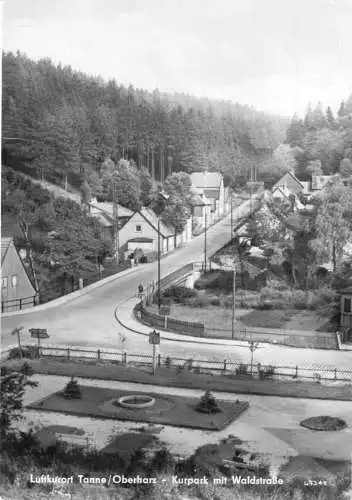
1,237,37,311
190,171,225,218
118,208,176,257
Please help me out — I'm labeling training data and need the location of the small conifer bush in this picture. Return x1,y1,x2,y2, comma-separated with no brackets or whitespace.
63,377,82,399
195,390,221,414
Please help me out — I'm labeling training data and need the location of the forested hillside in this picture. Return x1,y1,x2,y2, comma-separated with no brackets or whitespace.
2,51,288,194
1,167,113,303
285,98,352,180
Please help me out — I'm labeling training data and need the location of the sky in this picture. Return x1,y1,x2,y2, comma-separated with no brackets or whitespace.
2,0,352,117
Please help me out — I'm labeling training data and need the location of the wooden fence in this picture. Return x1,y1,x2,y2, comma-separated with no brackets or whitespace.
1,295,37,313
3,344,352,383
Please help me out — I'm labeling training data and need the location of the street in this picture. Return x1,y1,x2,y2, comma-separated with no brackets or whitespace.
2,197,352,371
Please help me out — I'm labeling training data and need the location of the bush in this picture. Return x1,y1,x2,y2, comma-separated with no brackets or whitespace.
162,285,197,303
140,256,148,264
209,296,220,306
292,290,308,309
195,390,221,414
235,364,248,376
164,356,172,368
7,346,39,360
186,296,211,308
62,377,81,399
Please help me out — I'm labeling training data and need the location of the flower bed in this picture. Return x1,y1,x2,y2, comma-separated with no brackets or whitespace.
300,416,347,431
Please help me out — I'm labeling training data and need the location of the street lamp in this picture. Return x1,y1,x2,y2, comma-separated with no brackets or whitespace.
156,191,169,313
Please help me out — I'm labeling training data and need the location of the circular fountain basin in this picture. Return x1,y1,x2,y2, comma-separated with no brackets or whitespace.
117,395,156,409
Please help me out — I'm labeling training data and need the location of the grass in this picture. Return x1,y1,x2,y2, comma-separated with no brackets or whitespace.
146,303,337,349
100,432,156,459
43,425,84,435
8,358,352,401
28,386,249,431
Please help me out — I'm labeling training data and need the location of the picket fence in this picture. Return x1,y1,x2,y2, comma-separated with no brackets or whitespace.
2,343,352,383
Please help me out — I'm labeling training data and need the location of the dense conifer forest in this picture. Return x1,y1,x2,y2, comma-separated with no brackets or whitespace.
2,51,288,191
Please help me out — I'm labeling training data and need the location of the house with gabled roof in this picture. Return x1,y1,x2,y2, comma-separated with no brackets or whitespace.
190,171,225,217
118,207,176,256
273,171,304,196
1,237,37,312
88,199,134,241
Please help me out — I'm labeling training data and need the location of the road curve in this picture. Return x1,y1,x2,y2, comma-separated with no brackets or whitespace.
2,197,351,370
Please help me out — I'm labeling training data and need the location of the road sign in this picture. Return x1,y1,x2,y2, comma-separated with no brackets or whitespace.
30,328,49,339
159,306,170,316
149,330,160,345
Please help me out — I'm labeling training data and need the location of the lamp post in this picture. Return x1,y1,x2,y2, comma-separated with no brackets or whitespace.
231,262,236,340
204,211,207,272
156,191,169,313
158,217,161,313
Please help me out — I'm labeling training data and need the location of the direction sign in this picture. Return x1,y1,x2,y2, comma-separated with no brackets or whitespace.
30,328,49,339
159,306,170,316
149,330,160,345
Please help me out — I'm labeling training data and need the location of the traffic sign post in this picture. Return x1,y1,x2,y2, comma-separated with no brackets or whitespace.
29,328,49,355
159,305,170,329
149,329,160,375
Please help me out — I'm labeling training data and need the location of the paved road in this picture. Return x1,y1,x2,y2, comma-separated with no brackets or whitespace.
2,197,352,370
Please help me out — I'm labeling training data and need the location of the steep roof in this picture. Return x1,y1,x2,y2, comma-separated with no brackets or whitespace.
139,207,175,238
273,171,304,189
272,185,291,201
1,237,12,264
89,201,134,219
190,171,223,189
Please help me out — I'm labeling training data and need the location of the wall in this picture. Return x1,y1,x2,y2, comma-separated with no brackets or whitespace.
1,241,36,303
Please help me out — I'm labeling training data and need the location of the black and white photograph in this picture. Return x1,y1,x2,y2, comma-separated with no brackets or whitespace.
1,0,352,498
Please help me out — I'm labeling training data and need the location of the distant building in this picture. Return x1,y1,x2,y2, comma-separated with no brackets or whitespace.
273,171,304,196
191,188,213,230
1,237,37,312
190,171,225,218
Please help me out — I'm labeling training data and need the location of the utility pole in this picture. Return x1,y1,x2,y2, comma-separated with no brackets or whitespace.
204,211,207,272
231,192,236,339
232,262,236,339
112,182,120,264
157,217,161,313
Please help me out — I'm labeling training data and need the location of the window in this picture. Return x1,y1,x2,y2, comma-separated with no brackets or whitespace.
1,277,8,288
11,275,18,287
136,225,142,232
344,297,352,314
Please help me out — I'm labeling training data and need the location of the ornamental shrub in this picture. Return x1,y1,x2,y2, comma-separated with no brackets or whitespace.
63,377,81,399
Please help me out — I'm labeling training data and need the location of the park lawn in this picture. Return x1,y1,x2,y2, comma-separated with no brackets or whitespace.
28,386,249,431
152,304,324,332
146,304,336,348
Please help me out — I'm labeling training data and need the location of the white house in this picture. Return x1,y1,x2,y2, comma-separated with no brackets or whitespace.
118,207,175,257
191,187,213,230
190,171,225,218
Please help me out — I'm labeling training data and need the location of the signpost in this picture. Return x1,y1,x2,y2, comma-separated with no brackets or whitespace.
29,328,49,355
149,329,160,375
159,305,170,328
11,327,24,359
